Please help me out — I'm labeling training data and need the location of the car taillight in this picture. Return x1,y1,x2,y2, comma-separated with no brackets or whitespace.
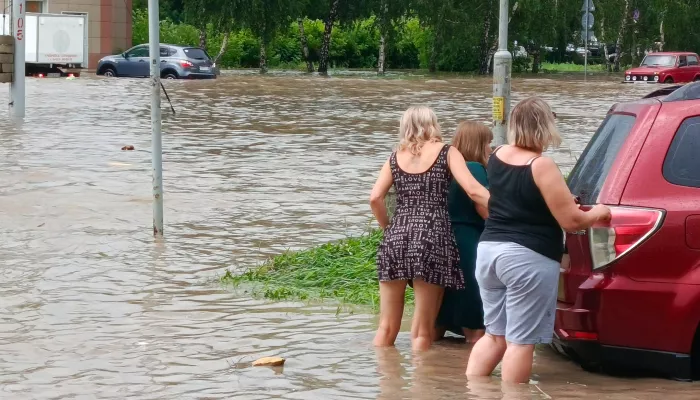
589,207,664,270
180,60,194,68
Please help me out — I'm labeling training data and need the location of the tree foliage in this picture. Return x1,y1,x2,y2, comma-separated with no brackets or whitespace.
132,0,700,73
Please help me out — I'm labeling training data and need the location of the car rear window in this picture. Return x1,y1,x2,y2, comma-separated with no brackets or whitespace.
183,48,210,60
663,116,700,188
567,114,636,204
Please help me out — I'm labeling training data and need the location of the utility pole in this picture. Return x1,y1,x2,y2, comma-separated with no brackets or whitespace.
148,0,164,236
582,0,595,82
584,14,588,80
492,0,512,146
10,0,26,118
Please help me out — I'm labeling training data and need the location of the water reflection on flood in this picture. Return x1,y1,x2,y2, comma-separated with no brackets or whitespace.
0,72,696,399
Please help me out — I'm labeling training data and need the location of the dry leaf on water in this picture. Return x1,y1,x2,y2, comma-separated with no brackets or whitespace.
252,356,285,367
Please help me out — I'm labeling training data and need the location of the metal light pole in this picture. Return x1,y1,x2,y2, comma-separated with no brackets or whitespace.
492,0,512,146
584,13,588,81
148,0,164,236
10,0,26,118
582,0,595,82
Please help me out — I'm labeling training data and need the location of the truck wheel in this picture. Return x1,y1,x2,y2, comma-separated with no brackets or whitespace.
102,67,116,77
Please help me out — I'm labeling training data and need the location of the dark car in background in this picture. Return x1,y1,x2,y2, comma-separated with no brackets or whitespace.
96,44,218,80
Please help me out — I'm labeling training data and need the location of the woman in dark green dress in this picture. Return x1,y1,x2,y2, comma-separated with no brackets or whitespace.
436,121,493,343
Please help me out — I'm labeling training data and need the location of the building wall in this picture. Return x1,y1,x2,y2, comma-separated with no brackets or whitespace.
47,0,132,68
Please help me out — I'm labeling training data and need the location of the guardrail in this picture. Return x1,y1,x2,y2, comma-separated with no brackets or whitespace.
0,35,13,83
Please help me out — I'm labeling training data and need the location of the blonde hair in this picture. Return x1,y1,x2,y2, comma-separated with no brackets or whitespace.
508,97,561,152
452,121,493,166
398,106,443,155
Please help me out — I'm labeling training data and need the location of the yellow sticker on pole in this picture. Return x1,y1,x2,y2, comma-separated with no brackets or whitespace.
493,97,505,122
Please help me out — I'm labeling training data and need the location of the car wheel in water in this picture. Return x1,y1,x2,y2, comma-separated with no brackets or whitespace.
103,68,116,78
164,74,178,80
664,77,674,84
694,76,700,82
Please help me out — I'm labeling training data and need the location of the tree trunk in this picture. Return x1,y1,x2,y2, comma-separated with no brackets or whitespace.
487,44,497,74
428,37,439,73
297,18,314,73
259,40,268,74
428,3,448,73
659,20,665,51
478,0,495,75
601,15,611,72
377,0,388,75
428,26,443,73
199,27,207,50
378,34,387,75
532,48,541,74
614,0,629,73
213,31,231,64
318,0,340,76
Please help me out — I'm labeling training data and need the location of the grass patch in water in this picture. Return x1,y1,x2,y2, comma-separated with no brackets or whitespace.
541,62,610,73
221,228,412,309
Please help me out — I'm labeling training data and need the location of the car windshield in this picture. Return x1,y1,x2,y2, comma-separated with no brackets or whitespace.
183,48,210,60
640,55,676,67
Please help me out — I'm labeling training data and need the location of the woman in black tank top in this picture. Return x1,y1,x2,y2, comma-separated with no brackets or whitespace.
465,97,611,383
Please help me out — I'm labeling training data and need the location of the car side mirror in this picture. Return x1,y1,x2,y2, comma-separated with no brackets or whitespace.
123,53,129,59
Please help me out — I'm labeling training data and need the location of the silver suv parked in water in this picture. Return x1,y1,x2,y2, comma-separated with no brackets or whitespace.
96,44,218,80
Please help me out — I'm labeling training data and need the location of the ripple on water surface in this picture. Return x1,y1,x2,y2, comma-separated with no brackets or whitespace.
0,74,696,399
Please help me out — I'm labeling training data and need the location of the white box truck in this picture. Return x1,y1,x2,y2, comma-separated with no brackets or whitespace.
1,12,88,77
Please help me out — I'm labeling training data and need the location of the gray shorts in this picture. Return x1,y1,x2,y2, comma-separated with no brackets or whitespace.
475,241,559,345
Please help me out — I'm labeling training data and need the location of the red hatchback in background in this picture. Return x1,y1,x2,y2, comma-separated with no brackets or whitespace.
624,52,700,83
553,82,700,381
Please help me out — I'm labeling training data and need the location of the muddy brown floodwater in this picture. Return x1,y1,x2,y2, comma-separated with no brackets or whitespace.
0,71,697,399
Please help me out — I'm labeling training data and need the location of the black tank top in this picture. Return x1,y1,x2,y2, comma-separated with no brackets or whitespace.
479,148,564,262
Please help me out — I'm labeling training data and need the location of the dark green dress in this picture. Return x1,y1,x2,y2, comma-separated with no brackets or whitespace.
436,161,489,333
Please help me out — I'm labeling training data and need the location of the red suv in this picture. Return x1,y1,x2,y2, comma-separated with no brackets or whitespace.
553,82,700,381
624,52,700,83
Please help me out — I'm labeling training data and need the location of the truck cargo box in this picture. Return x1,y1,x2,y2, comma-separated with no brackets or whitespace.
1,13,88,68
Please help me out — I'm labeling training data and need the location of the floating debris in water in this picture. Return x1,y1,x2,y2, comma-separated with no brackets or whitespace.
121,145,135,151
252,356,285,367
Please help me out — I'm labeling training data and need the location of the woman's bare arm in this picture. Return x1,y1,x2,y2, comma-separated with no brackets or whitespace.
447,147,490,209
369,160,394,229
475,204,489,219
532,157,611,231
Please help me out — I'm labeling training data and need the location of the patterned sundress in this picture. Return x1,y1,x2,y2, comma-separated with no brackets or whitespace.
376,144,465,289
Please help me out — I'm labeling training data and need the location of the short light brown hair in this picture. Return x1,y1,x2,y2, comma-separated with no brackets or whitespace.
508,97,561,152
398,106,443,155
451,121,493,166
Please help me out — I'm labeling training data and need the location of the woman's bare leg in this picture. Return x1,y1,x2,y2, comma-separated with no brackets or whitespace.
432,289,445,342
374,280,408,347
465,333,507,376
500,343,535,383
411,279,444,352
463,328,486,344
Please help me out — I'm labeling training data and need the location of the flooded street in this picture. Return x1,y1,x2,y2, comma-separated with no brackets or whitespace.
1,72,697,399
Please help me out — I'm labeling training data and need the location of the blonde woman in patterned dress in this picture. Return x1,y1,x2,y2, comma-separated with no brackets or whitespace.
369,106,491,352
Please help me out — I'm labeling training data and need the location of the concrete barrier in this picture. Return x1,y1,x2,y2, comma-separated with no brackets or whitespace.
0,35,13,83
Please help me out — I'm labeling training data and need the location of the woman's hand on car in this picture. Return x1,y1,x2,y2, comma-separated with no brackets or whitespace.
591,204,612,223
